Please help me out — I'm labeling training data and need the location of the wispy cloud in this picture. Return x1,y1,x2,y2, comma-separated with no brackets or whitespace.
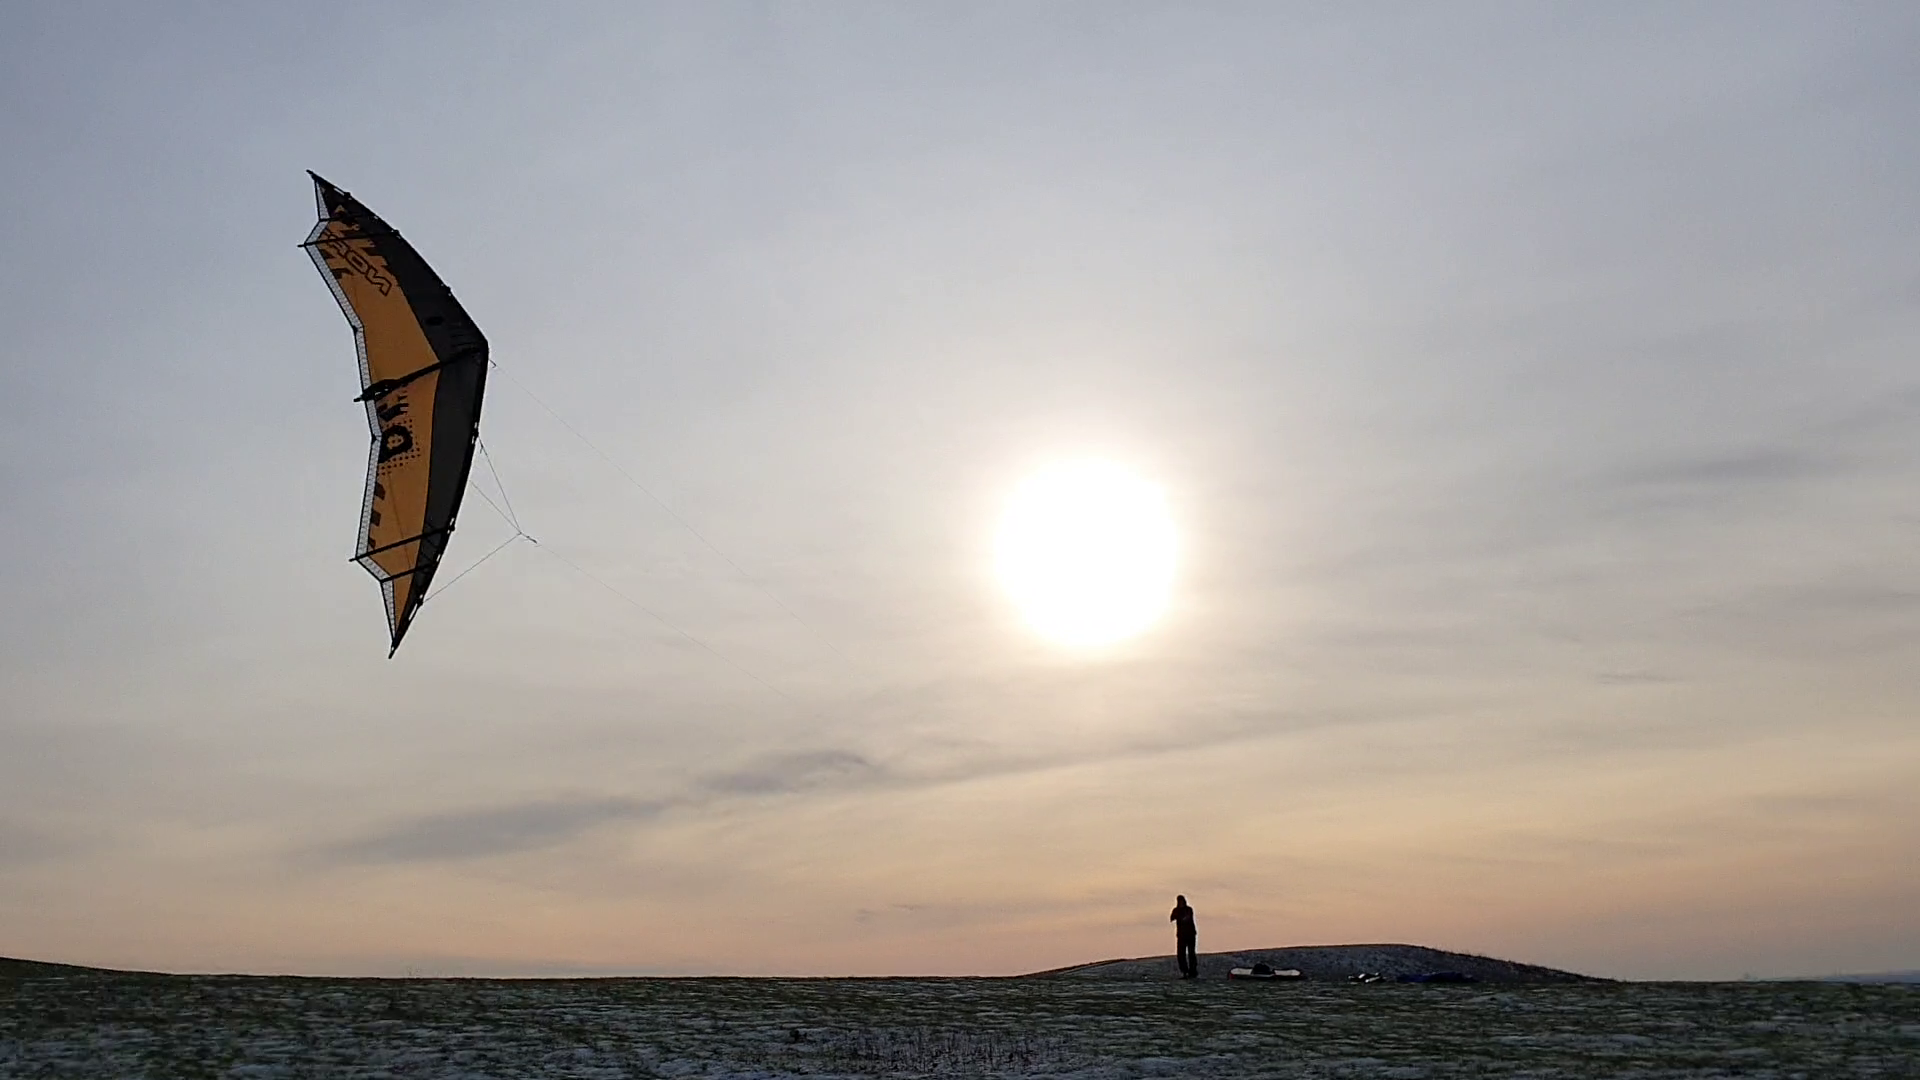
319,797,666,864
310,728,1284,868
1613,447,1833,490
315,750,887,865
1594,669,1680,686
0,820,83,867
697,750,880,796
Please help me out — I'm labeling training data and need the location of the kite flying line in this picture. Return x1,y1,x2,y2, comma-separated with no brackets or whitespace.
488,361,852,665
422,532,522,603
529,537,803,709
429,426,805,709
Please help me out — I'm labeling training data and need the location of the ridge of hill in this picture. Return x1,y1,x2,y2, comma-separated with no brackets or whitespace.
1031,943,1602,983
5,945,1599,983
0,957,131,979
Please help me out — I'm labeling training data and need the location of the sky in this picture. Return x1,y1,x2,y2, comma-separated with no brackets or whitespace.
2,2,1917,982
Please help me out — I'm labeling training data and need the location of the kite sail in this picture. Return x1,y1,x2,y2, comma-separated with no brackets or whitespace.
303,173,488,655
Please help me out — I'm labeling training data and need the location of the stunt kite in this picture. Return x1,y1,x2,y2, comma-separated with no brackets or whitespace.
303,173,489,655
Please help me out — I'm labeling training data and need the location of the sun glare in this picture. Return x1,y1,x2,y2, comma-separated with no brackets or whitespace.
996,460,1177,647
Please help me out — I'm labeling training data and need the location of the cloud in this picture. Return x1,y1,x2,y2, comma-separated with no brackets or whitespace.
1595,669,1680,686
312,732,1274,870
319,796,666,864
1655,578,1920,659
0,820,84,867
697,750,880,796
1614,447,1833,490
315,750,885,866
1767,583,1920,618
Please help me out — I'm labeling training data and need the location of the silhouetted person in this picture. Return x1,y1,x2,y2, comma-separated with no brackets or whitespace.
1170,895,1197,978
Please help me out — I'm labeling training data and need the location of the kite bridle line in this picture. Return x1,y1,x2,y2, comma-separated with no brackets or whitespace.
475,437,524,534
416,436,532,604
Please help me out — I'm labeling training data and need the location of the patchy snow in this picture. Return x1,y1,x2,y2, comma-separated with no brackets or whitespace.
1,971,1916,1077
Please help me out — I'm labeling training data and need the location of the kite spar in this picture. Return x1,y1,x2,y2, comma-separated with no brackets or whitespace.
303,173,489,655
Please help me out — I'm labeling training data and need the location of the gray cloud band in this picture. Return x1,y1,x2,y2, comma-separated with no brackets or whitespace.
315,750,885,864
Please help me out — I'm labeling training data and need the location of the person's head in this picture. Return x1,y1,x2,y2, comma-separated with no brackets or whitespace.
1177,895,1186,905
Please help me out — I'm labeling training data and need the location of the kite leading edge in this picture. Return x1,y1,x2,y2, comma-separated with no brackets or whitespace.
303,173,489,655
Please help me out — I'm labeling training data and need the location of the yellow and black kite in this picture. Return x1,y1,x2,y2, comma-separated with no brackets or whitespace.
304,173,488,655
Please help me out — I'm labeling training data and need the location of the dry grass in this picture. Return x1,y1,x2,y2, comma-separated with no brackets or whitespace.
3,966,1916,1077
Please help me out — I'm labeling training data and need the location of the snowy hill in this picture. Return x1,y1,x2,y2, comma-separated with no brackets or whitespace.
1032,943,1601,983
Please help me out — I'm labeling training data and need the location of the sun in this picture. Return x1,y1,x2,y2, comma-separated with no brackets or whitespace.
996,460,1177,647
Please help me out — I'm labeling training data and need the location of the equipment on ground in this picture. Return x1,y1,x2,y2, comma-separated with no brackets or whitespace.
1229,963,1303,981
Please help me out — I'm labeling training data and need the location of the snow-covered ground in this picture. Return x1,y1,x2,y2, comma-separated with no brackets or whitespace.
3,970,1916,1077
